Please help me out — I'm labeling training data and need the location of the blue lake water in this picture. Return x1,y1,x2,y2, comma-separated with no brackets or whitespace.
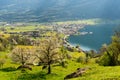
68,24,119,51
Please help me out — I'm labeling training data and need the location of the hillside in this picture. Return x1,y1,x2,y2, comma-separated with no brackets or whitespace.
0,51,120,80
0,0,120,22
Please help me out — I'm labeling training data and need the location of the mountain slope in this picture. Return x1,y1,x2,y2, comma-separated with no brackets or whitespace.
0,0,120,22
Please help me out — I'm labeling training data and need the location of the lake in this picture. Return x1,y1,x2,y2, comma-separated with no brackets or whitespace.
68,24,119,51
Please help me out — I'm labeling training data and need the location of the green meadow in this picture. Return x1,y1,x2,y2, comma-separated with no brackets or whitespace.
0,51,120,80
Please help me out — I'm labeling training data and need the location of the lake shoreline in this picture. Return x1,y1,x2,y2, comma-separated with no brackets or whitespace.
67,24,118,51
63,35,85,52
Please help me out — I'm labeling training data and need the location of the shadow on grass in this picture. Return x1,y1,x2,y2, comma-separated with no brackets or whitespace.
0,67,17,72
17,71,46,80
102,76,120,80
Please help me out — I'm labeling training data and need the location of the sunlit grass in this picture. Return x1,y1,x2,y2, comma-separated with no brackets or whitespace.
55,18,101,25
0,50,120,80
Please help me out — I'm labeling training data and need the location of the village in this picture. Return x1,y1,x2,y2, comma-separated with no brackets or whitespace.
0,22,87,52
0,22,86,37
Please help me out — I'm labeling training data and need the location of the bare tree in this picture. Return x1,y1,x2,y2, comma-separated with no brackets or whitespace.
10,46,34,71
35,36,60,74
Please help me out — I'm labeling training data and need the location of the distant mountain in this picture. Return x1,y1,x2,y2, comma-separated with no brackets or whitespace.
0,0,120,22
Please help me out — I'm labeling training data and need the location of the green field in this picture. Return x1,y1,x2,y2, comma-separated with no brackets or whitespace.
0,60,120,80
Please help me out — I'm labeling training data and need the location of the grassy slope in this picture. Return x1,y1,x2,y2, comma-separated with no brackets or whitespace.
0,51,120,80
0,60,120,80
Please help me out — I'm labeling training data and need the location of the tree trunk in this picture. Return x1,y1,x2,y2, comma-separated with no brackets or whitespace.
22,61,25,66
47,64,51,74
61,61,65,67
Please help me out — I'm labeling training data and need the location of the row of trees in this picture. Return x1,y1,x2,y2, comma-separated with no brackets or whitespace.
0,34,33,51
0,35,9,51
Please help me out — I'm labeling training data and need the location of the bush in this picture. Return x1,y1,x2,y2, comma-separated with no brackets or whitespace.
97,52,111,66
76,56,86,63
97,31,120,66
0,43,5,51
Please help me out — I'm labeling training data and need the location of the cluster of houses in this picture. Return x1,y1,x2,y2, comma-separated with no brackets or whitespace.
1,22,86,36
51,23,85,35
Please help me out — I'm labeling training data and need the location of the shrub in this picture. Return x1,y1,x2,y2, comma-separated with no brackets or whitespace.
97,52,111,66
76,56,86,63
0,43,5,51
